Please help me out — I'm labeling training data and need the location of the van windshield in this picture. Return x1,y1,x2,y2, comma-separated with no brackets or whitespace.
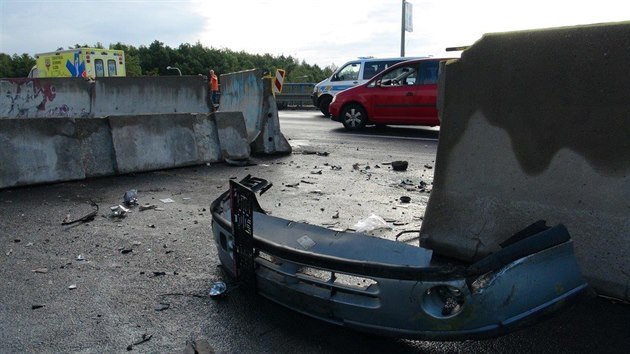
333,63,360,82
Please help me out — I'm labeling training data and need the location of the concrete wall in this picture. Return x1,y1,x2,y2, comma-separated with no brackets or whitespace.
0,76,212,118
421,21,630,300
0,114,222,188
0,72,291,187
93,76,210,116
0,78,92,118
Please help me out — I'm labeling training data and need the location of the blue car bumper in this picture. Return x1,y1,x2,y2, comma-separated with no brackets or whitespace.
211,176,589,340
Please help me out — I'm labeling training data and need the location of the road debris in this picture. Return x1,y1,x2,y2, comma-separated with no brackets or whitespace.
154,303,170,311
139,204,157,211
300,149,329,156
32,268,49,274
126,333,152,351
209,281,227,299
183,339,215,354
68,284,77,290
352,213,392,233
123,189,138,206
391,160,408,171
400,196,411,203
62,201,99,225
31,304,45,310
159,198,175,204
110,205,130,218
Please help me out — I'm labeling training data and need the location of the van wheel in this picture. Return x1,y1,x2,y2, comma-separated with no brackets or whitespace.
319,96,332,116
341,104,367,130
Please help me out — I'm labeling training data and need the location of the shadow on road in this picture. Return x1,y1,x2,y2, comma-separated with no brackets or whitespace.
331,125,440,140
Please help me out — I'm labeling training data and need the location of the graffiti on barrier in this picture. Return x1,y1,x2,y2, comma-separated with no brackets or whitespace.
1,79,60,118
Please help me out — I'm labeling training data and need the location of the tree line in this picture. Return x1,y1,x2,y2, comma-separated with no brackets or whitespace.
0,40,335,82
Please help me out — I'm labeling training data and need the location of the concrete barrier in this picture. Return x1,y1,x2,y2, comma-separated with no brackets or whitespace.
0,78,92,118
0,72,288,187
214,112,251,162
219,69,291,155
109,113,221,174
420,21,630,300
0,118,111,187
0,114,222,188
93,76,211,116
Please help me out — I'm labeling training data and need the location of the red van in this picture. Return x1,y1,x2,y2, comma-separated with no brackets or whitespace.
329,58,454,130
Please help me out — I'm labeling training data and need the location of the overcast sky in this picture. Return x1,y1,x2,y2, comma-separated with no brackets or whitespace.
1,0,628,68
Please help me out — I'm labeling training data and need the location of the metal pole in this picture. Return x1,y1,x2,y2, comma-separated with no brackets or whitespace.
401,0,405,57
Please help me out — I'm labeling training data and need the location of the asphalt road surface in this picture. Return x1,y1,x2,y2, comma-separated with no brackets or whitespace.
0,110,628,353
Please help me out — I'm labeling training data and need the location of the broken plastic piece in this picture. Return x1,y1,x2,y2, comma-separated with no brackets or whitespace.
352,213,392,233
110,205,130,217
209,281,227,298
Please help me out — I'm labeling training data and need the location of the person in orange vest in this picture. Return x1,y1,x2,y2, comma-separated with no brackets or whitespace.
209,69,219,105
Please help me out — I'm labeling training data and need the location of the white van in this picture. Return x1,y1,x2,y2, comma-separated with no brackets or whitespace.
311,56,421,116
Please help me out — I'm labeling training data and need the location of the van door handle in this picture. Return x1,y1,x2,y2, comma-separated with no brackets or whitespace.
406,92,413,96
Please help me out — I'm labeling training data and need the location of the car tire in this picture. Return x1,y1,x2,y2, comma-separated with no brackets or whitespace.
341,103,367,130
319,96,332,117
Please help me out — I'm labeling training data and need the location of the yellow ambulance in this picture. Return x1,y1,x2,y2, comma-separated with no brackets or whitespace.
32,48,126,78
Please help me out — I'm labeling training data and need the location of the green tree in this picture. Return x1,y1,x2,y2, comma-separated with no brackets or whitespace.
0,53,15,77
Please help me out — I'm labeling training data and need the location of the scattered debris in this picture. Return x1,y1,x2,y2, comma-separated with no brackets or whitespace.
32,268,49,274
121,249,133,254
310,169,323,175
400,196,411,203
324,163,342,170
76,254,86,261
31,304,45,310
394,230,422,241
68,284,77,290
352,213,392,233
147,224,156,228
391,160,409,171
110,205,130,218
209,281,227,299
332,211,339,219
127,333,152,351
5,249,12,256
301,150,329,156
62,201,99,225
424,164,433,169
139,204,157,211
123,189,138,206
154,303,170,311
300,180,315,184
159,198,175,204
152,271,166,277
285,182,299,188
183,339,215,354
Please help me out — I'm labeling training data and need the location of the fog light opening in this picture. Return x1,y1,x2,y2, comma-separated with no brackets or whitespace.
422,285,466,318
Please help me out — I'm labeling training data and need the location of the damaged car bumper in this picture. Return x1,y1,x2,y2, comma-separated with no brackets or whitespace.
211,176,589,340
